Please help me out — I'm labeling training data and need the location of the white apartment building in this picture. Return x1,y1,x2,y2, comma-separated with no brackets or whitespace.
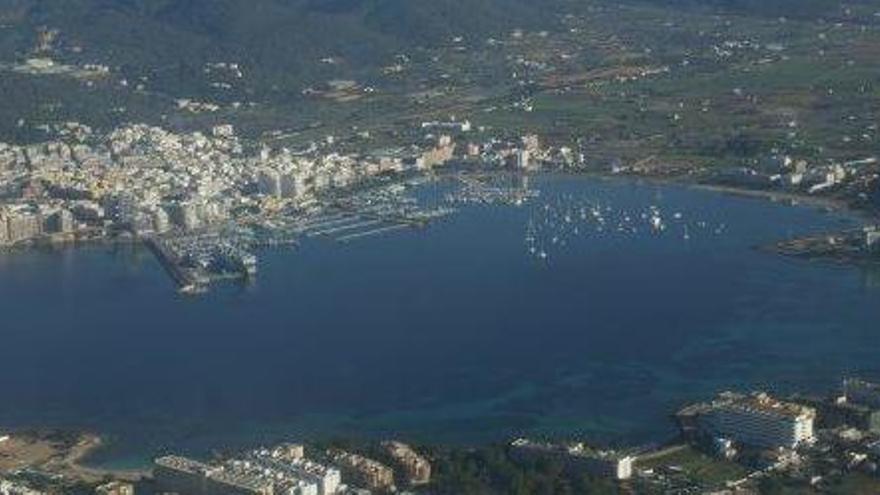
678,392,815,450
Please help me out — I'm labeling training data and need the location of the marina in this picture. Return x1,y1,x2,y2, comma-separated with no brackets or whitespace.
138,179,460,293
138,173,870,291
309,219,384,237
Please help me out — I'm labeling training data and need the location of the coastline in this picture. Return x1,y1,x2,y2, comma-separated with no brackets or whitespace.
65,434,150,481
533,168,875,221
58,434,149,483
687,183,861,217
624,173,865,218
0,430,149,484
2,169,874,258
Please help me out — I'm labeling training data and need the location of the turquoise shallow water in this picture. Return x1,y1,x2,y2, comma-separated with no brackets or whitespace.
0,175,878,468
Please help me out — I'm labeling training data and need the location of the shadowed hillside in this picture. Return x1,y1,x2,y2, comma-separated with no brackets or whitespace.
0,0,548,74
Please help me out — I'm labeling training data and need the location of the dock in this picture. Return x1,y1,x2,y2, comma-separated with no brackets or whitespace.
337,223,412,243
144,237,204,293
310,219,384,236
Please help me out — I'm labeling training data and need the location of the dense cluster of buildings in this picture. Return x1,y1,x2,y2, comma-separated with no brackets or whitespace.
460,133,547,171
2,123,242,245
0,203,75,247
0,119,565,295
0,123,461,249
153,442,432,495
0,115,557,254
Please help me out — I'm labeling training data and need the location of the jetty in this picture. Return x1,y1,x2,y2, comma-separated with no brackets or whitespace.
144,236,205,293
337,223,412,243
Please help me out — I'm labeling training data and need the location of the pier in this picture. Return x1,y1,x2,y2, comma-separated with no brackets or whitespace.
297,214,362,232
310,219,384,236
144,237,205,293
337,223,412,243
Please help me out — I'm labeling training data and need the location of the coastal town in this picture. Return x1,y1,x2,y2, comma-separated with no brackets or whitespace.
5,379,880,493
0,120,540,291
2,0,880,289
1,118,878,293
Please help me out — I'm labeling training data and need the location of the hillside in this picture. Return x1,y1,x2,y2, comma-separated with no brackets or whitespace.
0,0,867,88
0,0,876,144
0,0,549,78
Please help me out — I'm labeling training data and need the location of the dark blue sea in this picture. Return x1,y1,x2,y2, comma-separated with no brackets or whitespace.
1,175,878,467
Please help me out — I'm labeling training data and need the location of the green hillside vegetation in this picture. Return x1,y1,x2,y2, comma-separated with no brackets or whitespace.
0,0,877,174
0,0,549,76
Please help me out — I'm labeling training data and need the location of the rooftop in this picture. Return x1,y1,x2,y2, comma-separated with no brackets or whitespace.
679,391,816,420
